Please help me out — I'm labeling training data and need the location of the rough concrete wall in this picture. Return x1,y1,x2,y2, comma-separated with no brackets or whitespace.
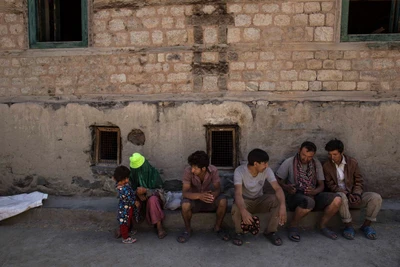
1,101,399,197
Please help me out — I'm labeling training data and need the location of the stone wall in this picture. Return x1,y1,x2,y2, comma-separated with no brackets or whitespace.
0,0,399,197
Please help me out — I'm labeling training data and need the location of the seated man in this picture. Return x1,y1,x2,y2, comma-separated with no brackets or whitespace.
276,141,341,242
323,139,382,240
177,151,229,243
231,149,287,246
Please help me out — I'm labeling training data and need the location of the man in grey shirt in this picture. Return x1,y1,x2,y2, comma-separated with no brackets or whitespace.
232,149,287,246
276,141,341,242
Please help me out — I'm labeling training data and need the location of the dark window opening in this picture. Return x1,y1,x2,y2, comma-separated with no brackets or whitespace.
348,0,397,34
341,0,400,41
36,0,82,42
95,127,121,165
206,125,238,169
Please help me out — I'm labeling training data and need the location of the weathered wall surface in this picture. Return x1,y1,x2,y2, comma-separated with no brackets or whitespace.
1,101,399,197
0,0,399,197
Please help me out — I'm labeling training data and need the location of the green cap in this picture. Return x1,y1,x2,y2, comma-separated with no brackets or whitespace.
130,153,145,169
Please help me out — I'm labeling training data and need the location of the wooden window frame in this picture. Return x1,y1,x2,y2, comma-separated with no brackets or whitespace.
95,127,121,166
206,125,238,170
28,0,88,49
341,0,400,42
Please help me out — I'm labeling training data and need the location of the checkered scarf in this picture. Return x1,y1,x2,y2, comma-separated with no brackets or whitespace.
293,153,317,191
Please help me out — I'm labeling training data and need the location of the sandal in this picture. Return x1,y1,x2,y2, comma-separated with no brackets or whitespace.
158,230,167,239
342,226,355,240
215,228,230,241
122,237,137,244
288,227,301,242
232,233,243,246
321,227,338,240
360,226,377,240
176,231,191,243
264,232,282,246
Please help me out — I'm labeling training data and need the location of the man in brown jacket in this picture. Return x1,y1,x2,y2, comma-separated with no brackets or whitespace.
323,139,382,240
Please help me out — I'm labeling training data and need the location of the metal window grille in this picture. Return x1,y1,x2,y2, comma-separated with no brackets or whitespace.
206,126,238,169
95,127,120,165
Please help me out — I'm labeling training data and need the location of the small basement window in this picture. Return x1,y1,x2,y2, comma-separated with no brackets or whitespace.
206,125,238,169
341,0,400,42
28,0,88,48
94,126,121,165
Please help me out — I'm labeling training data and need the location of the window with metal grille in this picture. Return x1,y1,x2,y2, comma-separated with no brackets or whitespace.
206,125,238,169
28,0,88,48
95,127,120,165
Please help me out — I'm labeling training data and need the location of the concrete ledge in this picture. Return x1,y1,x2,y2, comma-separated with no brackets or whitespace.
1,196,399,232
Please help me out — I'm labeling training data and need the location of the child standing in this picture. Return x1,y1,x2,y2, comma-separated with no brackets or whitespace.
113,165,139,244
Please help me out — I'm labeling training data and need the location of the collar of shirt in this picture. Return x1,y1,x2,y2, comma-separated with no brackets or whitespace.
333,155,346,168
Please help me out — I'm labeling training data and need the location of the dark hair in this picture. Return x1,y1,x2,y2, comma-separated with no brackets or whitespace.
300,141,317,153
325,139,344,153
188,151,209,169
113,165,130,182
248,149,269,166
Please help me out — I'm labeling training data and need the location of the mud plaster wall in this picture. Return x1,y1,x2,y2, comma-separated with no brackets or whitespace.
0,101,399,198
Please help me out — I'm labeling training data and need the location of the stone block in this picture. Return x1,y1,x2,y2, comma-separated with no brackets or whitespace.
174,63,191,72
246,62,255,70
246,81,259,91
292,51,314,60
309,14,325,27
343,51,358,59
305,60,322,72
152,31,164,45
260,52,275,60
143,18,160,29
343,71,359,81
0,37,15,48
322,81,337,90
280,70,298,81
357,82,370,91
259,82,276,91
170,6,185,16
274,15,290,26
265,71,279,81
309,81,322,91
292,81,308,90
243,28,260,41
294,3,304,13
130,31,150,46
253,14,272,26
314,27,333,42
304,2,321,13
93,10,110,20
202,5,216,14
202,52,219,63
110,9,132,18
228,81,245,91
282,3,294,13
336,60,351,70
299,70,317,81
203,76,218,91
228,4,242,13
360,71,380,81
243,4,259,13
262,4,280,13
110,74,126,83
352,59,372,70
204,27,218,44
4,14,17,22
322,2,334,12
9,24,23,34
136,7,156,17
323,60,335,69
230,62,245,70
228,28,241,43
326,13,335,27
167,73,188,83
235,14,252,27
338,82,356,90
317,70,343,81
166,30,187,45
373,59,394,69
162,17,174,29
293,14,308,26
229,71,242,80
256,62,271,70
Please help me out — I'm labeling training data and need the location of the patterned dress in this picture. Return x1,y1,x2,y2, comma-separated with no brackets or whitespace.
117,184,140,225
